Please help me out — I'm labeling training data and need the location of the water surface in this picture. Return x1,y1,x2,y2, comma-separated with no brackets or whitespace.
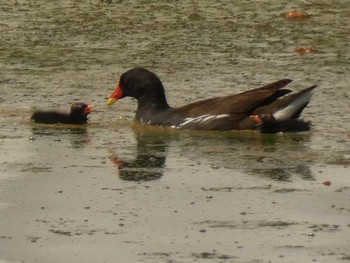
0,1,350,262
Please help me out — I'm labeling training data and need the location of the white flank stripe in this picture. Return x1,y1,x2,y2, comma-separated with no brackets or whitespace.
178,114,230,128
202,115,216,122
215,114,230,119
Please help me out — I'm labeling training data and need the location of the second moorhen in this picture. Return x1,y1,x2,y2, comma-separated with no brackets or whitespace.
250,113,311,133
107,67,317,133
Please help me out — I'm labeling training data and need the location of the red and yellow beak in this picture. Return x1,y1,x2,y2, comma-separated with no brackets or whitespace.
84,104,95,115
107,82,123,106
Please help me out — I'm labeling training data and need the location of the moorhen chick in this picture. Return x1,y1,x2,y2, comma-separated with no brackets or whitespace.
250,113,311,133
31,102,94,124
107,67,317,133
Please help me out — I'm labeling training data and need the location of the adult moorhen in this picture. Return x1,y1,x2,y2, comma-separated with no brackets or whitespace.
107,67,317,132
31,102,94,124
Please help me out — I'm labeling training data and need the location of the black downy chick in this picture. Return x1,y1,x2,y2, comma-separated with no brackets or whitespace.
250,113,311,133
31,102,94,124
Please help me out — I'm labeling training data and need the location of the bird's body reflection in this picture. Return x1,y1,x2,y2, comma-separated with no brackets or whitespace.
109,125,315,182
109,128,168,181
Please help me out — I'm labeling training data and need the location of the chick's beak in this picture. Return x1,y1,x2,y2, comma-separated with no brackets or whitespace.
84,104,95,114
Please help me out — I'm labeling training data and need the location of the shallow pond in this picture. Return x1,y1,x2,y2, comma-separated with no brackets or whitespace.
0,1,350,262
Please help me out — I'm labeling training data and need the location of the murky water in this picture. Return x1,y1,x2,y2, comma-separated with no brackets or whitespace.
1,1,350,263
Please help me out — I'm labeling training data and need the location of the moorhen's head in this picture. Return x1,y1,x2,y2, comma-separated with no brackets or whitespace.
70,102,94,122
107,67,168,108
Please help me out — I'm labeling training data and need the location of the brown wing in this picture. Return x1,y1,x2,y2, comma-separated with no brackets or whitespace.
176,79,293,116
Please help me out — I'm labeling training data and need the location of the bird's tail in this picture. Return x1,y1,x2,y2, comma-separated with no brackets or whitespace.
272,85,317,121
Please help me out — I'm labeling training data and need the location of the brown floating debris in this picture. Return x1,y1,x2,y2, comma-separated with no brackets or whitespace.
286,11,311,19
322,181,331,186
295,47,317,54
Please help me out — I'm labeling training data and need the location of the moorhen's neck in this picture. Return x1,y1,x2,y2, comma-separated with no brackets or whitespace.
136,82,171,112
134,85,171,124
137,96,170,111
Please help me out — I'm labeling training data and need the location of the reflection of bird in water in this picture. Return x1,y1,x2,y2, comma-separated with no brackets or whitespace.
31,102,94,124
250,164,313,182
108,131,167,181
108,126,314,182
109,151,124,168
107,67,317,132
